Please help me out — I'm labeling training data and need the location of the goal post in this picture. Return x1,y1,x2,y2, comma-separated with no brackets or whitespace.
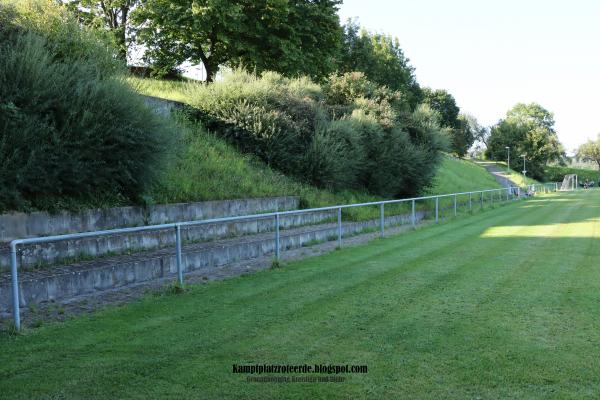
560,174,577,191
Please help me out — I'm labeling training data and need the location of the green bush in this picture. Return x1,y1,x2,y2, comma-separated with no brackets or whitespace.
0,0,167,212
186,70,447,198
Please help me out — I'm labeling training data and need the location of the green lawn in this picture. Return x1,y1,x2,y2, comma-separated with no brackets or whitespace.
2,190,598,399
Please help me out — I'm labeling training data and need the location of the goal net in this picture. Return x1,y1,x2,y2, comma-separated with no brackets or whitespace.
560,174,577,191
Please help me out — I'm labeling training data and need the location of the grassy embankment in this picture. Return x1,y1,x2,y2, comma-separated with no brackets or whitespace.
132,77,502,217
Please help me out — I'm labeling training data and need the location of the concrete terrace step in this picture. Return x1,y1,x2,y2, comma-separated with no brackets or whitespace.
0,196,308,270
0,210,427,314
0,209,336,271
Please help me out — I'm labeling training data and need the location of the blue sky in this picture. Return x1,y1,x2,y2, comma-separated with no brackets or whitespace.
338,0,600,152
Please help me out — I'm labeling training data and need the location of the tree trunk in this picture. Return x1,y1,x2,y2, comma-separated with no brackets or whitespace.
116,6,129,61
197,49,215,83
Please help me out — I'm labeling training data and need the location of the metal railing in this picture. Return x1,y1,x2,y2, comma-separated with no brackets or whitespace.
6,182,561,330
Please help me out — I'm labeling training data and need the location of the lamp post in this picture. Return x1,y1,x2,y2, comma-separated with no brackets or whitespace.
506,146,510,172
521,154,527,178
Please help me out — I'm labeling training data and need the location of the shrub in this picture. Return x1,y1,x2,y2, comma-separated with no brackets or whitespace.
185,69,447,198
0,1,167,212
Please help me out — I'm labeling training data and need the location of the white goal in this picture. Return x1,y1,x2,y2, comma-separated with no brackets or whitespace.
560,174,577,191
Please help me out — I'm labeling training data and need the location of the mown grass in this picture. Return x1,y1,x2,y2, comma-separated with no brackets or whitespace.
2,190,598,399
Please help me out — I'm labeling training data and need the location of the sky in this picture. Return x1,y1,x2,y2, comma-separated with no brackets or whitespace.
338,0,600,153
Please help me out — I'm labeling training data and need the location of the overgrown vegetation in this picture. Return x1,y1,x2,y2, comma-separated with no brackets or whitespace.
146,114,383,218
183,70,448,198
0,0,168,212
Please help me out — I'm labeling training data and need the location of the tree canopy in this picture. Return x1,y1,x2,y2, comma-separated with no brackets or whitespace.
132,0,342,81
64,0,137,59
338,20,421,108
420,88,476,157
577,135,600,170
486,103,564,179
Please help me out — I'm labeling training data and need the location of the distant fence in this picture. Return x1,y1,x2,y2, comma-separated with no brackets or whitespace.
6,182,562,331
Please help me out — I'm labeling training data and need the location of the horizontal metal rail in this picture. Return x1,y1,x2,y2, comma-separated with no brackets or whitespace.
6,182,562,330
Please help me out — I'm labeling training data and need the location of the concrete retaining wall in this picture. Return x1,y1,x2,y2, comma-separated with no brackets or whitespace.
0,211,425,312
0,196,299,242
0,209,335,271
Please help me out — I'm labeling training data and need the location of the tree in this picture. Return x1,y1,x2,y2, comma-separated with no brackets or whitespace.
421,88,476,157
486,103,564,179
132,0,342,81
64,0,137,59
232,0,342,80
421,88,459,129
338,20,421,108
577,135,600,170
463,114,488,158
453,115,475,158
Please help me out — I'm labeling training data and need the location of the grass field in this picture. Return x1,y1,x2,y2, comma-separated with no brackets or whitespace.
3,190,597,399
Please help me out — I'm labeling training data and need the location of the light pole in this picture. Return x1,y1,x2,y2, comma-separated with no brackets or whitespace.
506,146,510,172
521,154,527,178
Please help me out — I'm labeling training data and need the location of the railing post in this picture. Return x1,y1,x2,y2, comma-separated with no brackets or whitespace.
175,224,183,286
435,197,439,223
275,213,280,260
480,191,484,209
411,199,416,227
337,207,342,247
469,192,472,212
379,203,385,237
10,243,20,331
491,190,494,207
454,194,457,216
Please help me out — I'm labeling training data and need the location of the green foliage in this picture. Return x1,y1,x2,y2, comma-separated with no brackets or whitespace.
576,134,600,170
132,0,342,81
64,0,137,59
1,0,121,74
452,115,475,158
338,20,421,108
0,0,167,212
146,113,385,221
182,70,446,198
420,88,473,157
486,103,564,180
421,88,460,129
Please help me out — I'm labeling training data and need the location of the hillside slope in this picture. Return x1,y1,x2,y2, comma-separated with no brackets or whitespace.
427,158,502,195
131,78,504,211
